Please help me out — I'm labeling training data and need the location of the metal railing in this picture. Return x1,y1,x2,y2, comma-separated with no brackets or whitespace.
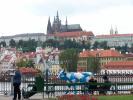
0,72,133,98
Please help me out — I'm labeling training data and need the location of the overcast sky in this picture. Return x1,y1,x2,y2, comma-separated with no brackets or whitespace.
0,0,133,36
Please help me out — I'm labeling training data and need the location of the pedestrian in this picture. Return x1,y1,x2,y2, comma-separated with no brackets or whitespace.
89,76,96,94
103,70,108,82
100,70,111,95
13,67,21,100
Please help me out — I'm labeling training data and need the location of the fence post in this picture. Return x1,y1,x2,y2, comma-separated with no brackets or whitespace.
46,69,49,98
115,82,118,94
42,73,44,100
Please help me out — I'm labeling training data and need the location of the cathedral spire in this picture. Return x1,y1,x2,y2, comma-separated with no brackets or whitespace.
65,16,68,25
65,16,68,32
56,11,60,22
115,27,118,34
110,26,114,35
47,17,53,34
56,11,59,18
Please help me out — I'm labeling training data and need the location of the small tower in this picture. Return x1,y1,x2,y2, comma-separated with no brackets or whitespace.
65,16,68,32
56,11,59,21
110,26,114,35
115,27,118,34
52,11,61,33
47,17,53,34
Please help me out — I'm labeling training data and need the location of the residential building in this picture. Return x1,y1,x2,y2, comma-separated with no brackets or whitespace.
124,53,133,61
35,47,61,74
0,49,17,72
78,49,125,72
104,61,133,74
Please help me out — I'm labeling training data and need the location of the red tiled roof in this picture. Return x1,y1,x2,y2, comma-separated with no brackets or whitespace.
79,49,123,58
19,67,39,74
49,31,94,38
104,61,133,69
79,51,93,57
96,33,133,38
95,50,123,57
2,55,12,62
18,52,36,59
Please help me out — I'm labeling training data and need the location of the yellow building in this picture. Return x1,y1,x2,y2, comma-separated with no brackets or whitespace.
78,49,125,72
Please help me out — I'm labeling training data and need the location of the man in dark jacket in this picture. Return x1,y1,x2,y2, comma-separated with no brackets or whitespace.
89,76,97,94
13,68,21,100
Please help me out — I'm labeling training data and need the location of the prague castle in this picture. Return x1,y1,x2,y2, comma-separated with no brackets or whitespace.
47,11,82,34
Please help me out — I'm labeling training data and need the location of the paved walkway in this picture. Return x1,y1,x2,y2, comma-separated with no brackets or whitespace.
0,94,49,100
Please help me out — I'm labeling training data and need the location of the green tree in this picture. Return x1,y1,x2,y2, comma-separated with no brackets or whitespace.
26,60,34,68
22,39,37,52
17,40,24,48
87,57,100,73
130,43,133,53
85,42,91,50
16,59,34,68
93,41,100,49
121,43,129,54
0,41,6,47
59,48,79,72
9,39,16,48
99,41,108,49
43,39,59,48
28,39,37,51
16,59,28,67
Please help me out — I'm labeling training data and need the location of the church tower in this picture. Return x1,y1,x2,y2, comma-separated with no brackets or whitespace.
65,16,68,32
47,11,82,34
47,17,53,34
115,27,118,34
110,26,114,35
52,11,61,33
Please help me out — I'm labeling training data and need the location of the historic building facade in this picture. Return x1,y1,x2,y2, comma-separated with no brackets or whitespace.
78,49,126,72
47,11,82,34
92,33,133,47
0,33,46,46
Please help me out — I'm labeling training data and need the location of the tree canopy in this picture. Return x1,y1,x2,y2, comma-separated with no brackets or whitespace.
87,57,101,73
9,39,16,48
59,48,79,72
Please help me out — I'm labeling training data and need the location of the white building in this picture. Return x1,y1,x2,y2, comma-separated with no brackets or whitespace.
92,34,133,47
0,49,17,72
0,33,46,46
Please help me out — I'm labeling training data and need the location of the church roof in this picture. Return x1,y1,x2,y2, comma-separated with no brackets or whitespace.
68,24,82,29
54,31,94,38
61,24,82,30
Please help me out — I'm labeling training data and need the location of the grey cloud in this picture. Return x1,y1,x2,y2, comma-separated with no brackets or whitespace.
22,0,133,16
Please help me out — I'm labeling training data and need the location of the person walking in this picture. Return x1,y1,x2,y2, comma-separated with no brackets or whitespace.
13,67,21,100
